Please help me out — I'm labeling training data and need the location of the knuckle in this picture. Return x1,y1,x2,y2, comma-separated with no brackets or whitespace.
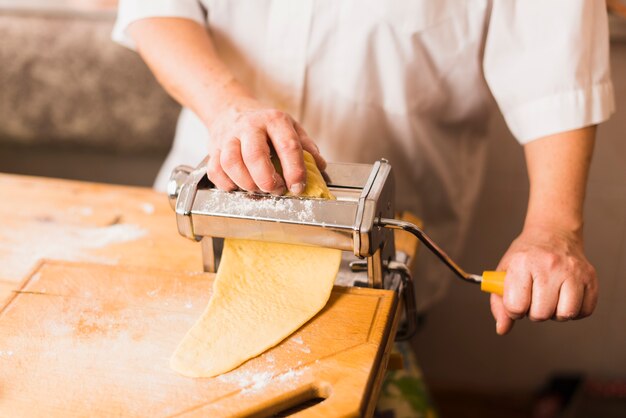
286,162,306,175
577,270,598,294
508,253,530,270
278,163,306,183
585,269,599,286
225,136,241,148
220,151,241,170
566,258,580,275
243,147,268,164
589,268,598,282
542,252,560,269
586,264,598,282
266,109,286,121
278,138,302,154
532,275,549,287
238,116,257,130
587,280,599,295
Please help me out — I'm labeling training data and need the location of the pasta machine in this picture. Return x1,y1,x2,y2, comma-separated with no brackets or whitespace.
167,158,505,340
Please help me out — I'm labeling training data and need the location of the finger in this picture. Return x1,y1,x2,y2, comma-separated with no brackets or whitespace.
206,151,237,191
294,123,327,171
579,278,599,319
502,259,533,320
490,294,515,335
220,138,258,192
266,116,306,195
555,280,584,321
240,130,286,194
528,273,560,321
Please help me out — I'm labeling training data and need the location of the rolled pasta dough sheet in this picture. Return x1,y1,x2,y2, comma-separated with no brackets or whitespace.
170,153,342,378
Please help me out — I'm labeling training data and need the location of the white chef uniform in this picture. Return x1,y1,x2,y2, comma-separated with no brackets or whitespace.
113,0,614,311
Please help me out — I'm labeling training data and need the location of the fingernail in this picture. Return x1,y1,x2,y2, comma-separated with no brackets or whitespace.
290,182,305,195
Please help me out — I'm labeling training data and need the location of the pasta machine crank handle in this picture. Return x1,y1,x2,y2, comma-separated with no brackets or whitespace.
378,218,506,296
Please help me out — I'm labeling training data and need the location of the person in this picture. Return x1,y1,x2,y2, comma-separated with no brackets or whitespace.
113,1,613,337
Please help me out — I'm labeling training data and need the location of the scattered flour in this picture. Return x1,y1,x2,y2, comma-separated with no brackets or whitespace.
297,199,315,222
277,368,304,382
291,336,311,353
217,366,309,394
200,191,317,223
217,369,273,393
0,222,147,280
147,289,160,297
244,372,274,393
69,206,94,217
140,203,155,215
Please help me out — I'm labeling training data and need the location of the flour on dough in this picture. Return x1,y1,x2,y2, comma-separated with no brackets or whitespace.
170,152,342,378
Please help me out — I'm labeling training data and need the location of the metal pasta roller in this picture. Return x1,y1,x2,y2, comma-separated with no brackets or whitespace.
167,158,506,340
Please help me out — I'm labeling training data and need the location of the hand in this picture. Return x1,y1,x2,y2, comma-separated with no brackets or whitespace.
205,98,326,195
127,19,325,195
490,224,598,335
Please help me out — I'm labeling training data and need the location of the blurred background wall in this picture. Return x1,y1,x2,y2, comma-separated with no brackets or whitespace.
0,0,624,398
0,2,180,186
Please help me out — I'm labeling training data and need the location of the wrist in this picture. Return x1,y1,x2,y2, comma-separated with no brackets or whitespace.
201,93,260,131
193,71,259,126
523,213,584,238
524,192,584,236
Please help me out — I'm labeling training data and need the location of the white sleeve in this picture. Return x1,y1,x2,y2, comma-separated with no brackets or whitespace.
112,0,206,50
483,0,615,144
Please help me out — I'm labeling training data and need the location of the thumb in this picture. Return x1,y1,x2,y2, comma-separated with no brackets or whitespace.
490,293,515,335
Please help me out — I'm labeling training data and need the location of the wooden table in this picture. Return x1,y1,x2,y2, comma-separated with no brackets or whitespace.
0,174,402,417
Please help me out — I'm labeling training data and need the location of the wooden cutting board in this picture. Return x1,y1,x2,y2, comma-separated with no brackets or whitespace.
0,260,399,417
0,174,202,287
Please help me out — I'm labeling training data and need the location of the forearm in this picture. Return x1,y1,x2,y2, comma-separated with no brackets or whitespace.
491,125,598,334
128,18,255,127
523,126,596,235
127,17,324,195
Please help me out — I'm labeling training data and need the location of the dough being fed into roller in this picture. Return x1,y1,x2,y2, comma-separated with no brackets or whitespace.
170,152,342,378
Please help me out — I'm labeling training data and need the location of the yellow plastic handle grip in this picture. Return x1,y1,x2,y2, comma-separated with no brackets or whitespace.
480,271,506,296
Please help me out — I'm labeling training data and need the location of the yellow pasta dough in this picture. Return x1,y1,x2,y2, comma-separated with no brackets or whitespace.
170,152,342,378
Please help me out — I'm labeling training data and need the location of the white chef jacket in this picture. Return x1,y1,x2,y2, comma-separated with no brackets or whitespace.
113,0,614,311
